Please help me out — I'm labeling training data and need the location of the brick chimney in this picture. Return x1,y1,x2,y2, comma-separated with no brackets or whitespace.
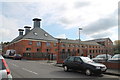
33,18,41,28
18,29,24,36
24,26,31,34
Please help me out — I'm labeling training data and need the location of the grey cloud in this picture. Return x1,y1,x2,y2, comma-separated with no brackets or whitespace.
59,17,73,25
117,3,119,39
83,13,117,35
90,32,112,39
118,26,120,40
74,1,90,8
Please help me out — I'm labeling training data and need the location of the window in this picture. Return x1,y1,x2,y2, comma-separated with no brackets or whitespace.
73,49,75,52
46,42,50,47
44,33,48,37
82,45,84,48
33,32,38,36
55,49,58,51
62,49,65,53
67,57,74,61
81,57,94,63
73,45,75,47
29,41,32,45
37,42,41,46
62,44,65,47
89,46,91,48
96,50,98,53
68,49,70,52
46,49,50,52
54,43,57,47
77,49,80,53
74,57,82,62
37,48,41,52
26,48,31,51
112,54,120,58
99,50,101,53
101,50,103,53
89,50,92,53
68,44,71,47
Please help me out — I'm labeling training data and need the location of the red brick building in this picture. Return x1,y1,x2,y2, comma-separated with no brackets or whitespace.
3,18,113,62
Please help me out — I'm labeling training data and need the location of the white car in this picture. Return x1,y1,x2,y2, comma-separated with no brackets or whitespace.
0,55,12,80
92,54,112,62
108,54,120,63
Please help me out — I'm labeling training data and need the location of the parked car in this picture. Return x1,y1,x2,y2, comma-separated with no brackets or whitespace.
63,56,107,76
0,55,12,80
108,54,120,63
13,54,22,60
92,54,112,62
3,49,16,58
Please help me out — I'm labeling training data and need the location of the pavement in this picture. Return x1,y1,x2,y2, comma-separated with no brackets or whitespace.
104,68,120,76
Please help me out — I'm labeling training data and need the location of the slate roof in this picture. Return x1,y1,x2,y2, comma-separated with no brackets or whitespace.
11,35,24,43
11,27,57,43
85,38,112,42
22,27,57,42
56,38,100,45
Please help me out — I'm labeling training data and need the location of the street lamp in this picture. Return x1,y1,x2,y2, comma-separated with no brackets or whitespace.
79,28,82,56
57,39,61,64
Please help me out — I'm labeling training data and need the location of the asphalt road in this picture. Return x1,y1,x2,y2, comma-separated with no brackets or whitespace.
5,58,119,79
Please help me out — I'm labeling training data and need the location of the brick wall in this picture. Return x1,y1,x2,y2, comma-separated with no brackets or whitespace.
101,62,120,69
3,38,114,60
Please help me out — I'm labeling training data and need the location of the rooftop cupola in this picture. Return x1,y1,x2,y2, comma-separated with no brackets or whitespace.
18,29,24,36
33,18,42,28
24,26,31,34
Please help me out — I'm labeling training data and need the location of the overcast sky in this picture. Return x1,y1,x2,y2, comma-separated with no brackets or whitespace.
0,0,119,42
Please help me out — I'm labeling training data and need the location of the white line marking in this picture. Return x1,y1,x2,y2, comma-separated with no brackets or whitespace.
22,68,38,75
11,63,19,67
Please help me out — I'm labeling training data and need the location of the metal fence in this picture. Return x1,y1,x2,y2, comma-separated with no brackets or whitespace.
58,51,77,61
23,52,56,60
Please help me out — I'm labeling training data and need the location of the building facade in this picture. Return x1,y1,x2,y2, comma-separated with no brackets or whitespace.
3,18,113,62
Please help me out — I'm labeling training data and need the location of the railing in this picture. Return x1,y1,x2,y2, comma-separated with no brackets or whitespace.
23,52,56,60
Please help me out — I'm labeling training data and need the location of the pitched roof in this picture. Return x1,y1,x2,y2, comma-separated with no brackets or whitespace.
11,35,24,43
85,38,112,42
56,38,100,45
22,27,57,42
81,41,100,45
11,27,57,43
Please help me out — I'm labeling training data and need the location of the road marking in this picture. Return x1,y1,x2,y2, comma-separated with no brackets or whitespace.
22,68,38,75
11,63,19,67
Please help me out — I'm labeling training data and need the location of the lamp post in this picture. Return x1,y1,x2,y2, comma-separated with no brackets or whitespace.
79,28,82,56
57,39,61,64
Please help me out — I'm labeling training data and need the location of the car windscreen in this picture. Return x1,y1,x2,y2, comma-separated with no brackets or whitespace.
81,57,94,63
112,54,120,58
16,54,21,56
96,55,106,58
0,59,6,70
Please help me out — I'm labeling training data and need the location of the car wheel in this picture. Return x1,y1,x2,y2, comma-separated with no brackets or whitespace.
64,66,69,72
85,69,92,76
